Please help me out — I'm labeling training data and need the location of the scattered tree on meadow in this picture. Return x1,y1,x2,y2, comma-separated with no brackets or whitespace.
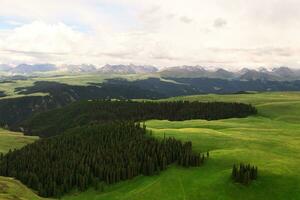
232,163,258,185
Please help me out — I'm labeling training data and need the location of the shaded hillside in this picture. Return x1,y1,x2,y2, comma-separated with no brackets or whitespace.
92,78,199,97
11,78,300,99
168,78,300,93
16,81,163,100
0,81,164,127
0,91,5,97
104,77,300,94
2,77,300,128
22,100,257,137
0,96,61,127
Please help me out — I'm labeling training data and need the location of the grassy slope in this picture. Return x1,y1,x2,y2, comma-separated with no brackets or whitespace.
0,177,49,200
0,92,299,200
63,92,300,200
0,128,38,154
0,74,154,99
0,128,47,200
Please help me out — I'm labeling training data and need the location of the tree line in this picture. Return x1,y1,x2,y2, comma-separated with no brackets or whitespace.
23,100,257,137
0,122,206,197
0,100,257,197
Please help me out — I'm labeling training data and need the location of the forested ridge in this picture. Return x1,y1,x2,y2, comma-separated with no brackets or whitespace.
23,100,257,137
0,122,204,197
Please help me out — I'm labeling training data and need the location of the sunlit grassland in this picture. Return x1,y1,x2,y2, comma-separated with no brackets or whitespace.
0,92,300,200
0,177,50,200
0,129,45,200
63,92,300,200
0,128,38,154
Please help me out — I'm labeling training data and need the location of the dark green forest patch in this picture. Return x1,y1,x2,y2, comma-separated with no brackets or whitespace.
22,100,257,137
0,122,205,197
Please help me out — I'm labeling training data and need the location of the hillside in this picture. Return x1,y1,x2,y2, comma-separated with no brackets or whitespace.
0,128,43,200
0,99,255,198
1,122,203,197
22,100,256,137
0,92,300,199
3,76,300,130
61,92,300,200
0,176,48,200
0,128,38,154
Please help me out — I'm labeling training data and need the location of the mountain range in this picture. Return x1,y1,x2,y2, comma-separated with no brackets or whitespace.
59,64,97,73
98,64,158,74
159,66,300,81
0,64,12,72
1,63,300,81
9,64,57,74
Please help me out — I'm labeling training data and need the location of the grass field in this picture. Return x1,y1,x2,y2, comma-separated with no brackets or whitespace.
0,92,300,200
0,177,49,200
0,128,44,200
0,128,38,154
63,92,300,200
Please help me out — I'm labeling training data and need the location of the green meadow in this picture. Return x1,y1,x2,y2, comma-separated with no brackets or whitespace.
0,128,43,200
0,176,49,200
0,92,300,200
63,92,300,200
0,128,38,154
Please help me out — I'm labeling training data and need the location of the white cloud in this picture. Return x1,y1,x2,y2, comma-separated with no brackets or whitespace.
214,18,227,28
0,0,300,68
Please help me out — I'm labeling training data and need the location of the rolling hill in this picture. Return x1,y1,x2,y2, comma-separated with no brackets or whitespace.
62,92,300,200
0,128,43,200
0,92,300,200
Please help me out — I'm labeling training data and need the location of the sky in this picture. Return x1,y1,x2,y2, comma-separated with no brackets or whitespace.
0,0,300,69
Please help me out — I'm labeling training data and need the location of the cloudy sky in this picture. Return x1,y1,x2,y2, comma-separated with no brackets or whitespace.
0,0,300,69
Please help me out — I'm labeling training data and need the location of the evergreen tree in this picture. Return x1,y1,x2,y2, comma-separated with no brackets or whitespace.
0,122,203,197
231,163,258,185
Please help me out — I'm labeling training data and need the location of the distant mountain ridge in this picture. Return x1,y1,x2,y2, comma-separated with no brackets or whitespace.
1,63,300,81
59,64,97,73
10,64,57,74
159,66,300,81
99,64,158,74
0,64,12,72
